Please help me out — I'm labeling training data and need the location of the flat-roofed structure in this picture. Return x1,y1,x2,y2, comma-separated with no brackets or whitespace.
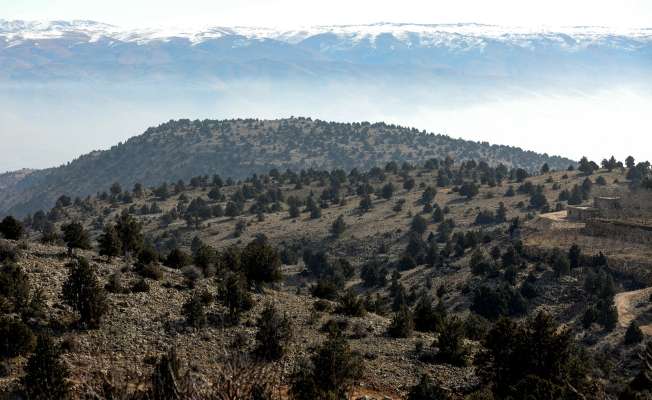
567,205,600,221
566,196,622,222
594,196,622,212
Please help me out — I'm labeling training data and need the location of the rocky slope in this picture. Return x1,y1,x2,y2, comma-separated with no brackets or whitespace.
2,159,648,398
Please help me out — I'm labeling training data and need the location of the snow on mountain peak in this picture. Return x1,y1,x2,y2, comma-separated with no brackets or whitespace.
0,19,650,49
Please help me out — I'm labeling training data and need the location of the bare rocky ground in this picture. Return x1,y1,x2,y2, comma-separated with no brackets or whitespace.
0,241,477,398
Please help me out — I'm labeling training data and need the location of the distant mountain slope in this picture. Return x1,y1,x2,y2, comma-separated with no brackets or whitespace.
1,20,650,81
0,169,34,190
0,118,574,217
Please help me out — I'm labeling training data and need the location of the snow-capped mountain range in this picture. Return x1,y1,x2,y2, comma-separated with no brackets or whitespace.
0,20,650,81
1,20,651,47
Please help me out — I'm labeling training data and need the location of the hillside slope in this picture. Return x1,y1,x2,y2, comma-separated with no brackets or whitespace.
0,118,574,217
0,168,34,190
1,155,646,398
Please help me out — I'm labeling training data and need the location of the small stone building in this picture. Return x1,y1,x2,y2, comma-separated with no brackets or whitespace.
566,197,622,221
594,197,622,214
567,206,600,221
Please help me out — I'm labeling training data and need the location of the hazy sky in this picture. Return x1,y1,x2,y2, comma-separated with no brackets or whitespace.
2,0,651,28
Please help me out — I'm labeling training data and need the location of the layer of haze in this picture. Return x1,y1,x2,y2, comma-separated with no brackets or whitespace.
1,81,650,173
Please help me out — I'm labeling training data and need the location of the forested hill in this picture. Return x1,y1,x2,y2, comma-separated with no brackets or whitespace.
0,118,574,217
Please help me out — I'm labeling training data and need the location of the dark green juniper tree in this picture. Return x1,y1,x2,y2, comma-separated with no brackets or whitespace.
97,223,122,261
22,334,70,400
115,211,143,257
331,215,346,238
61,257,108,329
290,334,363,400
0,216,23,240
218,272,253,323
255,303,292,361
61,222,92,256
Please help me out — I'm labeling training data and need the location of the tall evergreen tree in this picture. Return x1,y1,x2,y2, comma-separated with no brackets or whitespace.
290,335,363,400
625,322,644,345
421,186,437,204
407,375,450,400
436,317,469,366
381,182,395,199
568,244,582,269
540,163,550,174
476,312,588,398
388,304,414,338
459,182,479,200
495,202,508,223
410,215,428,236
623,342,652,398
359,194,373,212
98,224,122,261
22,334,70,400
255,303,292,361
218,272,253,323
183,292,207,328
0,216,23,240
331,215,347,238
578,156,596,175
115,212,143,257
61,222,92,256
240,240,282,286
61,257,108,328
413,293,444,333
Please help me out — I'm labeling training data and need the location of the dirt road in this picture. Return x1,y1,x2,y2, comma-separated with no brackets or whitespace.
615,287,652,335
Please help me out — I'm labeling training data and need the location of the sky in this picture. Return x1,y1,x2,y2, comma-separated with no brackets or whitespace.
1,0,651,28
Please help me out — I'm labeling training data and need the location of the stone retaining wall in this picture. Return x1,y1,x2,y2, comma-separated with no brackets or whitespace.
584,219,652,245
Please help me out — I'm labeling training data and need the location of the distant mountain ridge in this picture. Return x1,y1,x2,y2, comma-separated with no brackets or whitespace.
0,118,575,217
1,20,650,81
2,20,650,47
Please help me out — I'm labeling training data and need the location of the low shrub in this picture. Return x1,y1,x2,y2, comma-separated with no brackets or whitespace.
335,290,366,317
387,305,414,338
